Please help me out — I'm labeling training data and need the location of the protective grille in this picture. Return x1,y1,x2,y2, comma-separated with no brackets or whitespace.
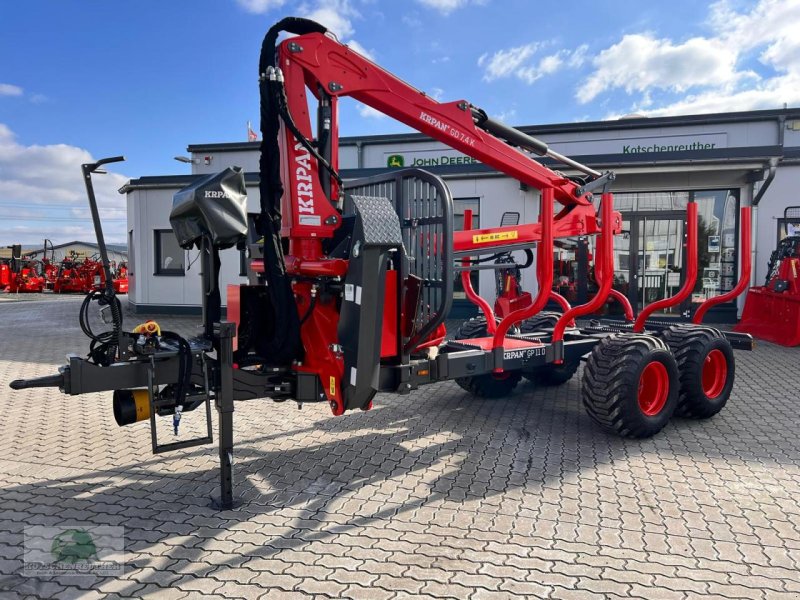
346,169,453,356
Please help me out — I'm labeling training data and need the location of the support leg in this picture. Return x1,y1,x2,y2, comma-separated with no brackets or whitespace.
212,321,237,509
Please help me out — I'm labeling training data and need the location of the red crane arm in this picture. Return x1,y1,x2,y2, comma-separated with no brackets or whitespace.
275,32,602,248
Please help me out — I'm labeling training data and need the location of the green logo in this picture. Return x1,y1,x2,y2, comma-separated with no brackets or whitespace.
50,529,98,564
387,154,404,168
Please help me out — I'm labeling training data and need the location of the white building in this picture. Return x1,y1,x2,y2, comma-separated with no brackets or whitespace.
121,108,800,322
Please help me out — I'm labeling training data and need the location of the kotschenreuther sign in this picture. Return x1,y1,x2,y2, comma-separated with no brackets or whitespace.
621,140,719,154
548,132,728,157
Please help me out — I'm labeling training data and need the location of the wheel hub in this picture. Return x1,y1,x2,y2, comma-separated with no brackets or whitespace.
638,361,669,416
702,349,727,399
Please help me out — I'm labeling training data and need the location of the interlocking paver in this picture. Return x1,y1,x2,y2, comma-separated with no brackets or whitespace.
0,298,799,599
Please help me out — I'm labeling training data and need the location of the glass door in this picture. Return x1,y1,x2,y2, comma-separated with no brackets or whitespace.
609,219,632,316
630,213,686,316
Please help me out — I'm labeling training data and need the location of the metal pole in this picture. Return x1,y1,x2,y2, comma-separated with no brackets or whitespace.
81,157,124,295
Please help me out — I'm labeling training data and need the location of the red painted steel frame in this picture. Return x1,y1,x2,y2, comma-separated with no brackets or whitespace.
552,192,617,344
693,206,752,324
461,209,497,334
453,202,615,253
634,202,698,332
491,188,554,351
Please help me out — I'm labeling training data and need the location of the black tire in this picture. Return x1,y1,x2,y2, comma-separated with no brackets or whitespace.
582,333,679,438
661,324,735,419
453,316,521,398
527,359,581,386
519,311,562,333
519,312,580,386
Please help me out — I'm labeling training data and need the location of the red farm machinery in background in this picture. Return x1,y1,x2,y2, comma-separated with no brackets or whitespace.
735,206,800,346
0,244,45,293
10,17,755,509
1,239,129,295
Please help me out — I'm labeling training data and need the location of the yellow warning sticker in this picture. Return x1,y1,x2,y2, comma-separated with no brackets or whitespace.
329,376,336,396
472,230,519,244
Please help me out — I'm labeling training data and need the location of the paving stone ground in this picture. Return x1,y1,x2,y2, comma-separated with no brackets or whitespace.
1,297,799,599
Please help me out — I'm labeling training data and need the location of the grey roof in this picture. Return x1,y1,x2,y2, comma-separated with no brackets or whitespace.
119,172,261,193
121,143,790,193
25,241,127,253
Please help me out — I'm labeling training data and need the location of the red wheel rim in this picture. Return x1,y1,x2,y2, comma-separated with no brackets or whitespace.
702,349,727,399
638,361,669,416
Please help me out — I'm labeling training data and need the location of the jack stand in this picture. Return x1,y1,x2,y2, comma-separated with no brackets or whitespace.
211,321,237,510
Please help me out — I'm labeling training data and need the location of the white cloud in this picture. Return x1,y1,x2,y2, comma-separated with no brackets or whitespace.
518,51,566,84
234,0,362,46
612,73,800,118
401,13,423,28
710,0,800,66
346,39,374,61
303,2,356,39
474,0,800,118
234,0,286,13
567,44,588,68
429,87,445,101
0,124,128,246
415,0,469,15
587,0,800,117
581,34,743,104
0,83,23,97
479,43,539,81
297,1,374,62
495,108,517,123
478,44,586,84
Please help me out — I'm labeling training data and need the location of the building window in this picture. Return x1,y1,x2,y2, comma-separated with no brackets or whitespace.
154,229,185,276
692,189,739,300
453,198,480,299
777,206,800,242
128,230,134,276
574,188,740,315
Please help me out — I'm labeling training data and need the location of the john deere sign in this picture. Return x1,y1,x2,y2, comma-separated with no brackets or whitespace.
386,151,480,168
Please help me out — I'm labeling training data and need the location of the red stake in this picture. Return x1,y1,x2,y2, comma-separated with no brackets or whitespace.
634,201,698,332
491,187,554,350
693,206,752,324
552,192,616,344
460,209,497,334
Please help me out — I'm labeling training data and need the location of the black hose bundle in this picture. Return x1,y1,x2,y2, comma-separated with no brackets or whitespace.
79,289,122,366
256,17,330,366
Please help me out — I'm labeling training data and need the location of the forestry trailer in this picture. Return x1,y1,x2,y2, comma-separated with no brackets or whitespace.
10,18,754,508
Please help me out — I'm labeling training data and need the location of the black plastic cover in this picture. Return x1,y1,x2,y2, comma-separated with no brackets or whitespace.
170,167,248,249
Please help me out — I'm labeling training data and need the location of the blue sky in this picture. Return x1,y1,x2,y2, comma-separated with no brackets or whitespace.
1,0,799,245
